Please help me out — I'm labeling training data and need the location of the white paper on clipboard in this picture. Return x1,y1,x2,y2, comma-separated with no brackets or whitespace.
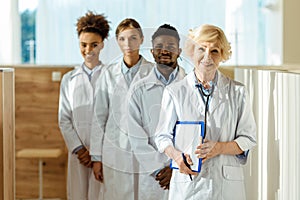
170,121,204,172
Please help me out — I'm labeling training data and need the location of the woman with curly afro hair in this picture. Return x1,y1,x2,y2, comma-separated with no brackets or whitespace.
58,11,110,200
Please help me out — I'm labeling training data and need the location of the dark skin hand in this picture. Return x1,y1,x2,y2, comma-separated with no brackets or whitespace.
155,166,172,190
76,147,92,168
93,161,103,182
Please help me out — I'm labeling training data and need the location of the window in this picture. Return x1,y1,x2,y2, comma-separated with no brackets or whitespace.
2,0,281,66
19,0,38,64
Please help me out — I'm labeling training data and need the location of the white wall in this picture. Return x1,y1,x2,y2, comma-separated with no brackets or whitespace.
235,67,300,200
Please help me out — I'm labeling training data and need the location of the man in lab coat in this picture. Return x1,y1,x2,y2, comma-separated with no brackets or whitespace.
127,24,186,200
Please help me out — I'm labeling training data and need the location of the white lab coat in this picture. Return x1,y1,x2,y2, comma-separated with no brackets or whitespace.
155,71,257,200
127,66,186,200
58,64,105,200
90,56,154,200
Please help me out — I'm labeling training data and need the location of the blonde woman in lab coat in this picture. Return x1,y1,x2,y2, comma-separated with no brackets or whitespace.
155,24,257,200
58,11,109,200
90,18,154,199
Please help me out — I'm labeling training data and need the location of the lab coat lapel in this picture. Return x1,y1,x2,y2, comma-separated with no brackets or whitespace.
70,65,93,107
114,60,129,90
176,66,186,81
70,65,82,79
145,68,163,91
131,56,153,85
186,72,205,115
145,65,185,90
209,70,229,115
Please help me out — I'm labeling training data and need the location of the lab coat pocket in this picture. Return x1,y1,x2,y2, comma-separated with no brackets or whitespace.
222,165,246,200
171,169,192,183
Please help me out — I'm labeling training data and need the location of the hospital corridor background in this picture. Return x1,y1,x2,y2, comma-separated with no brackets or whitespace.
0,0,300,199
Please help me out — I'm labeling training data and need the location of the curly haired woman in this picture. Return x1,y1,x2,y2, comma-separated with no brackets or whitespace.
58,11,110,200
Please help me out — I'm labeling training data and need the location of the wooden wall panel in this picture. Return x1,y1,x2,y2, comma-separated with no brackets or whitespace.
0,71,3,200
0,69,15,200
14,67,73,199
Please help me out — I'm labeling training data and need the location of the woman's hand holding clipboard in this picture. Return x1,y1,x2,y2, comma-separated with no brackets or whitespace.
170,121,205,176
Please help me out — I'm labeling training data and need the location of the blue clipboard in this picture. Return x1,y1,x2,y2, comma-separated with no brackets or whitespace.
170,121,204,172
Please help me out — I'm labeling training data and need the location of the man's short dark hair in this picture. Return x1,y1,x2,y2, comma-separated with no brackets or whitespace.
151,24,180,43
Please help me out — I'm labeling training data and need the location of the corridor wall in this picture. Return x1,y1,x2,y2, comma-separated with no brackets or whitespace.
236,66,300,200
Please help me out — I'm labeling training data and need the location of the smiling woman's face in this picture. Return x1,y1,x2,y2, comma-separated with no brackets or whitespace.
192,41,222,73
79,32,103,69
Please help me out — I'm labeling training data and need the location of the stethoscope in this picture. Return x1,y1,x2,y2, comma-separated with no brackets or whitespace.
195,82,215,140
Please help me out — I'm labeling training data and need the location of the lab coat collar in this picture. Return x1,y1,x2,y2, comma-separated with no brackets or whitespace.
114,55,148,75
187,69,229,90
215,70,230,90
177,66,186,80
111,55,153,90
133,56,154,80
144,68,164,90
121,57,142,75
145,65,185,90
70,62,104,80
209,70,230,114
70,65,84,79
187,70,230,114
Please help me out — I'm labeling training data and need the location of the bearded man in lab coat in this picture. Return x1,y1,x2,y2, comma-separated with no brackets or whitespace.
127,24,186,200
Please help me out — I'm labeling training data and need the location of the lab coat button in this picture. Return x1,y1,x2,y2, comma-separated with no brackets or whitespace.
225,173,229,179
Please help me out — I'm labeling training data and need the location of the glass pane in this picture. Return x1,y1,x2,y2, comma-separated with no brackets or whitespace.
19,0,38,64
16,0,281,66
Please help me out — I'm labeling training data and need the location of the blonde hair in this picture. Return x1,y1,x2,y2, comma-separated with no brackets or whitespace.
185,24,232,62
